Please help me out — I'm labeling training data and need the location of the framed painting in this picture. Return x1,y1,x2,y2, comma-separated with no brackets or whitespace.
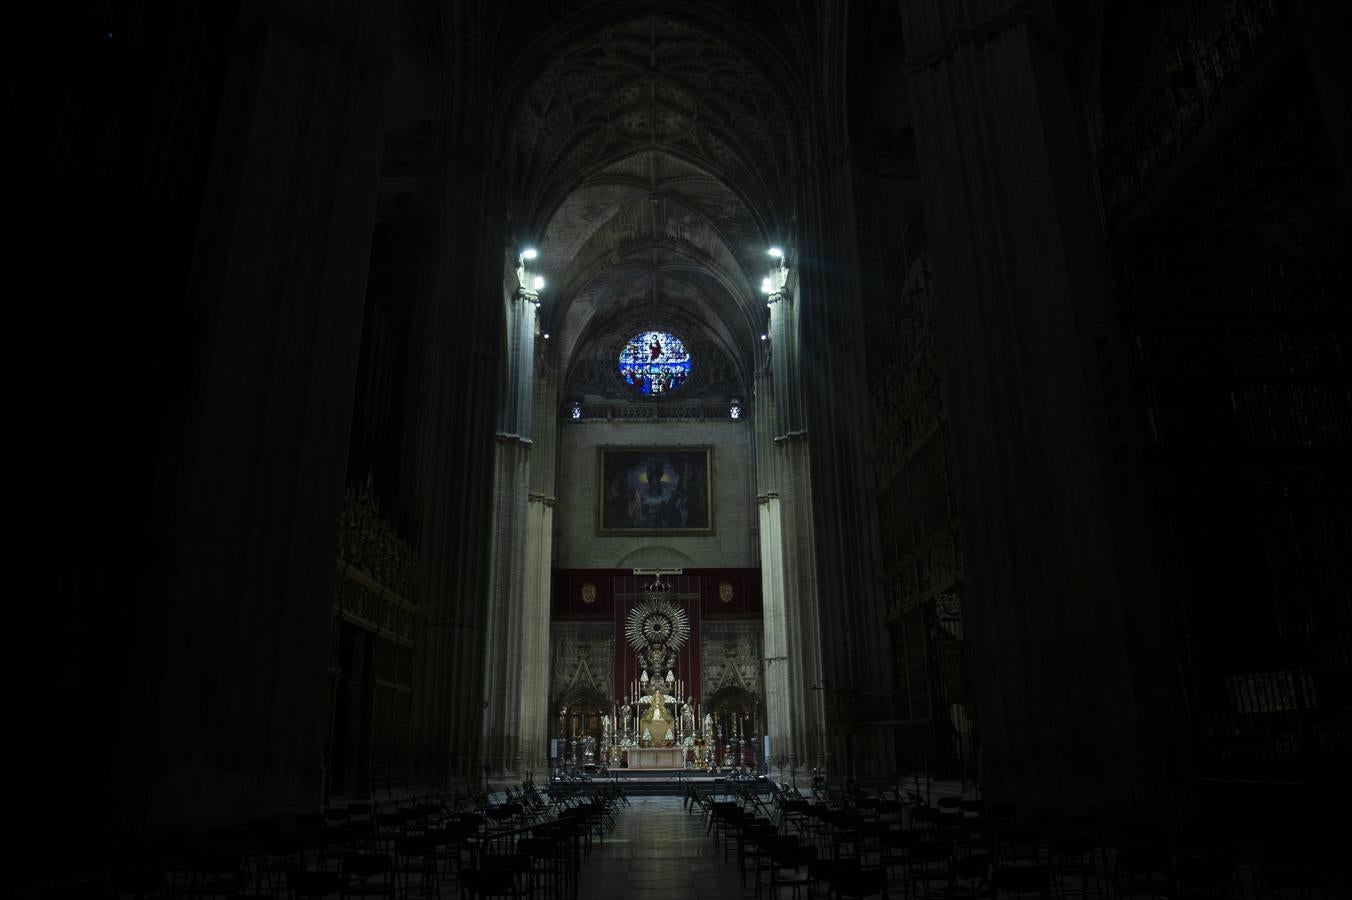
598,447,713,534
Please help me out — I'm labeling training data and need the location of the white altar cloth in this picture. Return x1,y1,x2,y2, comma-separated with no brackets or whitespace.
627,747,686,769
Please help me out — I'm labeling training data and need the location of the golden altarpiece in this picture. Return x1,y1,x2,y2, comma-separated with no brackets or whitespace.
553,575,761,771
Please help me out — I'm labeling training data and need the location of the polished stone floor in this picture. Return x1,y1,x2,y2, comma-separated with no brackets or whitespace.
577,796,757,900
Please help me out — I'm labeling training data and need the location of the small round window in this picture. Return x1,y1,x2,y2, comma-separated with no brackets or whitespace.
617,331,691,397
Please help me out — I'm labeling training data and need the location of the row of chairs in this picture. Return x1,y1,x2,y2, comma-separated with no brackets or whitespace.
44,783,624,899
457,792,622,900
697,782,1333,900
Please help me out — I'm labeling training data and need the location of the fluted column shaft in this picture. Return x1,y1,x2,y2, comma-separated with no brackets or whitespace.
521,340,559,777
755,367,791,774
409,157,506,789
762,278,826,775
138,1,397,826
481,287,537,777
793,152,895,784
902,0,1174,805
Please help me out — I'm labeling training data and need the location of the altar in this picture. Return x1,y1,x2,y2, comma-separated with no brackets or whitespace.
627,747,685,770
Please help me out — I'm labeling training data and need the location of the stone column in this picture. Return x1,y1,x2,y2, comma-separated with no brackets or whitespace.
481,284,537,777
522,337,559,777
902,0,1175,806
755,366,791,775
136,1,398,826
409,155,506,790
778,434,826,774
793,151,895,785
762,274,826,777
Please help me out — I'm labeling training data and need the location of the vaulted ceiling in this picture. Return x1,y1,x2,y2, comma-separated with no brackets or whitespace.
507,15,792,401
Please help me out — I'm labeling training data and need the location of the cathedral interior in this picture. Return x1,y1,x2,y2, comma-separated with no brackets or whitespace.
5,0,1351,893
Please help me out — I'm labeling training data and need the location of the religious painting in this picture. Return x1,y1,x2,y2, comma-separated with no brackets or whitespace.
598,447,713,534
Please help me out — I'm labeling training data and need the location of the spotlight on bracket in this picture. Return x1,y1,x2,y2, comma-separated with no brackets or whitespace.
761,278,773,294
532,275,545,291
768,246,784,259
521,247,538,260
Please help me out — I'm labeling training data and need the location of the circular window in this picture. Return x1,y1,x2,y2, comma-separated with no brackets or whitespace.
617,331,691,397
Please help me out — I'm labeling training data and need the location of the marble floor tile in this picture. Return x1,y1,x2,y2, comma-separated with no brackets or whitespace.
577,796,758,899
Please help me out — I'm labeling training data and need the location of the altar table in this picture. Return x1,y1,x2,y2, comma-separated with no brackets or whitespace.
627,747,686,769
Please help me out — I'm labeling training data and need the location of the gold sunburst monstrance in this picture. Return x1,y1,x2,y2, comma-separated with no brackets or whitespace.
625,597,690,651
625,595,690,675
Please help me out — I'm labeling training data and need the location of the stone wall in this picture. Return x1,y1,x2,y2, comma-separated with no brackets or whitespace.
555,415,756,569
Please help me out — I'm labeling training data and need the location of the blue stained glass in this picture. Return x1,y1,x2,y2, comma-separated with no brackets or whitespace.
617,331,692,396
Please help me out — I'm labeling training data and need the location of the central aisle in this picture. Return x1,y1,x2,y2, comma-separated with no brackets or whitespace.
576,795,756,899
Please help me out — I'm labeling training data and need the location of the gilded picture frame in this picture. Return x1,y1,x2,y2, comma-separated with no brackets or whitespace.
597,446,714,534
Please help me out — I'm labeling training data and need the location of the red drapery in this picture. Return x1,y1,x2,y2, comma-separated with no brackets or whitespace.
552,567,761,707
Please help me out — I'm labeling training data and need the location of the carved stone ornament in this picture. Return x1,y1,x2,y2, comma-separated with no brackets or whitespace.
335,570,416,646
337,476,420,601
700,623,762,695
718,581,734,603
581,582,598,604
551,624,615,701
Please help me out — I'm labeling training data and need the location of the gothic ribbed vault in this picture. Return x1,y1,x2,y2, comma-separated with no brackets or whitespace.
508,15,793,402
